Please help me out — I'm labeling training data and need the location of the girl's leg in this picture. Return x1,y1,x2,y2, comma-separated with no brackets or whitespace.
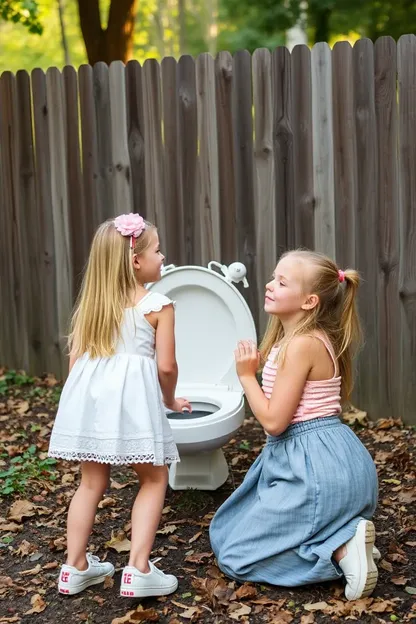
128,464,168,572
66,461,110,569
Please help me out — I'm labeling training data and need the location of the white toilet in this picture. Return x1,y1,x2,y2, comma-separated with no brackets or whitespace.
148,262,257,490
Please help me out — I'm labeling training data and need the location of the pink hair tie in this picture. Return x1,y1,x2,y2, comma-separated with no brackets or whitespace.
338,269,345,283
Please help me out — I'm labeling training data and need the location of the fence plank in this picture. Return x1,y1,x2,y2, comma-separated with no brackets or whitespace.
125,60,147,218
311,43,335,258
374,37,401,419
332,42,357,269
63,65,87,292
196,53,220,265
46,67,72,373
79,64,100,240
253,48,275,335
291,45,314,249
215,51,237,265
398,34,416,422
94,62,114,221
272,46,294,253
177,55,198,264
143,59,166,243
109,61,133,218
32,69,62,376
353,39,379,415
16,70,40,372
0,72,26,369
161,56,184,265
233,50,257,326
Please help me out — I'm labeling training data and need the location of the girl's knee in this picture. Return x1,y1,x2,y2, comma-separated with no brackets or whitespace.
132,463,168,486
80,462,110,495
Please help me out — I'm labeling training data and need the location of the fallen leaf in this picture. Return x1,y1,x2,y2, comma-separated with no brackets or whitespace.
0,522,23,533
104,576,115,589
20,564,41,576
300,615,315,624
179,606,202,620
230,583,257,601
61,473,74,484
105,532,131,553
98,497,117,509
156,525,177,535
111,605,159,623
392,576,409,585
251,597,286,607
8,500,36,523
0,617,21,623
406,587,416,596
185,552,212,563
303,602,329,612
342,406,367,426
42,561,59,570
17,401,30,415
0,576,14,590
228,603,251,620
206,566,223,579
188,531,202,544
24,594,46,615
368,599,396,613
110,479,135,490
380,559,394,573
16,540,36,556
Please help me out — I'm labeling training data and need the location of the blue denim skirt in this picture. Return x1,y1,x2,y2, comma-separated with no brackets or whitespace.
209,416,378,587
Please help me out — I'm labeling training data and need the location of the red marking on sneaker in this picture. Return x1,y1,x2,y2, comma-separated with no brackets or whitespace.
121,590,134,596
60,571,70,583
60,589,70,594
123,573,132,585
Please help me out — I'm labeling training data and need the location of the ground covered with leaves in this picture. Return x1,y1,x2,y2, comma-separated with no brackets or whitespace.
0,369,415,624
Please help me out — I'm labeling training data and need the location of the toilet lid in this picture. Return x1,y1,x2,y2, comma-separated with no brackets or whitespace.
148,266,257,391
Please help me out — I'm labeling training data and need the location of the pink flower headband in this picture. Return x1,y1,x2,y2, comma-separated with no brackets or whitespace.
338,269,345,283
114,213,146,249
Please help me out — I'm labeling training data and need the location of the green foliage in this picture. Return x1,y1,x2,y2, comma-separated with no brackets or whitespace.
0,445,57,497
0,0,42,33
0,370,34,396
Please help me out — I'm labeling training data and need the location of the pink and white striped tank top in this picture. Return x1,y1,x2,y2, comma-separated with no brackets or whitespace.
261,332,342,423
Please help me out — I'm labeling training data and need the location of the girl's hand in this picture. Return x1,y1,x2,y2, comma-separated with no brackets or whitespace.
234,340,260,379
165,397,192,413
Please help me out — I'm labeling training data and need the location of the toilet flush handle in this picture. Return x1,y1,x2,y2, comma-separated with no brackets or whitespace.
208,260,249,288
225,262,249,288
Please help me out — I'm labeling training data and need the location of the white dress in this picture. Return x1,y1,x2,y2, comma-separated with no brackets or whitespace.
48,292,179,466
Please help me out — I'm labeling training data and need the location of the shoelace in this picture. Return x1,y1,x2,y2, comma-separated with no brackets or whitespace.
86,554,101,566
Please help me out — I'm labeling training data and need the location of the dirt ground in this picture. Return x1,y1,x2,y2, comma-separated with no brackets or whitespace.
0,370,415,623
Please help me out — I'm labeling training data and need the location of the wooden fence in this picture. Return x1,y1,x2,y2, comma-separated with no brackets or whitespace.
0,35,415,423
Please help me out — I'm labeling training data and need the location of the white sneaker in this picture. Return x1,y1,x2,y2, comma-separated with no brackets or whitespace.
120,561,178,598
338,520,378,601
58,553,115,595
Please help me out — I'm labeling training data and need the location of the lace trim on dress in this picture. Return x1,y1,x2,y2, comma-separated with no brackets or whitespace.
48,433,179,466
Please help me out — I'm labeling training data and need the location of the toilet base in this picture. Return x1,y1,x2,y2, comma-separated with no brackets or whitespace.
169,448,229,490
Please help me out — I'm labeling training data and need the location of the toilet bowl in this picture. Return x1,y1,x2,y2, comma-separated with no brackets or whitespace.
148,263,256,490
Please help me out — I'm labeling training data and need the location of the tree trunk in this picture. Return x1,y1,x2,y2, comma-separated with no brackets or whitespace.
77,0,138,65
57,0,71,65
311,6,331,44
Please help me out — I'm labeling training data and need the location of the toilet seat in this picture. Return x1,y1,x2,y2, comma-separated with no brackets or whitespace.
147,265,257,391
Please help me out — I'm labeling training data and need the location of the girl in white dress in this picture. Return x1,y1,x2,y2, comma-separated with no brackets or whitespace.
49,213,190,598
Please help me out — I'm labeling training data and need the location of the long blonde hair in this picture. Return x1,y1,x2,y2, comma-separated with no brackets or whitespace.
69,218,156,359
259,250,362,401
